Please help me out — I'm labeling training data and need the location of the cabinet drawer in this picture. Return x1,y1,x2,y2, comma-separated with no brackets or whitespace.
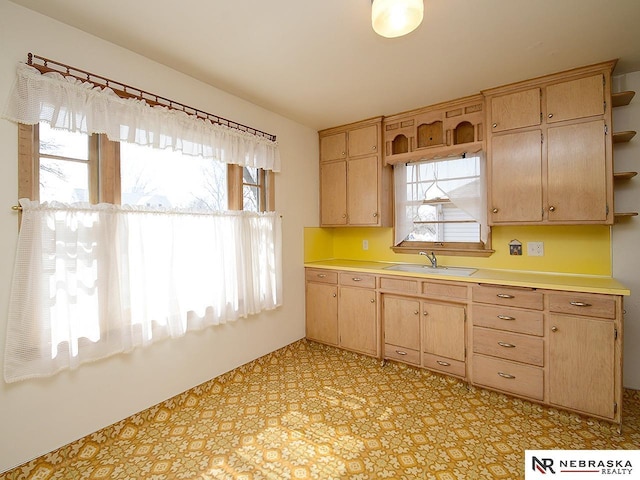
422,353,465,377
305,269,338,284
548,293,616,319
423,281,468,300
380,276,420,294
385,344,420,365
472,354,544,400
339,272,376,288
472,285,543,310
473,327,544,366
472,304,544,336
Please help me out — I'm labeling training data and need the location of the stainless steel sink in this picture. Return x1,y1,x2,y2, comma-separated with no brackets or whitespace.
383,264,477,277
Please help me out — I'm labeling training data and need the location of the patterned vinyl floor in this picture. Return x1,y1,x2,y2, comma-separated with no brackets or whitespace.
2,340,639,480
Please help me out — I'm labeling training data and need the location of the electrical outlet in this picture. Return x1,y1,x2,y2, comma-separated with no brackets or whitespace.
527,242,544,256
362,239,369,251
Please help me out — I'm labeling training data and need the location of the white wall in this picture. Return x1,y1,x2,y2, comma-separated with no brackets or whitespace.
0,1,319,473
612,71,640,390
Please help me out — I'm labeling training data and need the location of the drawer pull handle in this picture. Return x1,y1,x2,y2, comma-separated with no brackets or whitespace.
498,342,516,348
436,360,451,367
497,294,515,299
497,315,516,321
569,301,592,307
498,372,516,379
396,350,407,356
317,274,327,278
352,277,362,282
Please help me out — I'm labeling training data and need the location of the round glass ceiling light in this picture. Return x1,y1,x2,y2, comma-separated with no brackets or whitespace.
372,0,424,38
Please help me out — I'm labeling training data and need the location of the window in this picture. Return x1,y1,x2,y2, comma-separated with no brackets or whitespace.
20,122,273,212
393,154,492,256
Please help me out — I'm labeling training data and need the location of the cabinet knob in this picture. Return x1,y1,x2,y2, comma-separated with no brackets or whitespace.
370,298,375,303
414,310,419,315
551,326,558,332
332,293,337,297
492,123,498,128
423,311,428,316
342,214,347,218
548,113,554,118
373,212,378,217
492,208,499,214
341,151,346,156
372,145,377,150
549,206,556,212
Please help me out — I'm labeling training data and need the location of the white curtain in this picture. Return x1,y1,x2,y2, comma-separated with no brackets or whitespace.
2,63,281,172
4,200,283,383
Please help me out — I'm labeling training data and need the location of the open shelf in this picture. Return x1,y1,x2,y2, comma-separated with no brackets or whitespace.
613,130,636,144
612,91,635,108
614,212,638,223
614,171,638,180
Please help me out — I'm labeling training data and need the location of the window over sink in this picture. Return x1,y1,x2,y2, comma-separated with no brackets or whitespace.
393,153,492,257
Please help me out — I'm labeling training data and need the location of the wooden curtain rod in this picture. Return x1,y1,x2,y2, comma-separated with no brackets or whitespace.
26,53,277,142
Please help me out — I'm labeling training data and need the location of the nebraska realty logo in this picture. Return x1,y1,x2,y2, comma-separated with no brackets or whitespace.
525,451,639,479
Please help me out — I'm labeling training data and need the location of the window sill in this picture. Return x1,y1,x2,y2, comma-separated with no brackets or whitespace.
391,245,494,258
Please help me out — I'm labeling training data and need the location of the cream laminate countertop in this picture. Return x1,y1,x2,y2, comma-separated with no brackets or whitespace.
304,259,630,296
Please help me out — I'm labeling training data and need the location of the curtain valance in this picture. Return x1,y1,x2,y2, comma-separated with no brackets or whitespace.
3,63,281,172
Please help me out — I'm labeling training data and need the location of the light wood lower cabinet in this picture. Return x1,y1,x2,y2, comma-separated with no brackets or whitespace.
306,267,624,425
547,291,621,421
305,268,378,357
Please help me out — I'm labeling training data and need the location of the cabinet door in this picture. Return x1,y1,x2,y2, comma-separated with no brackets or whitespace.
490,130,543,223
548,314,615,419
305,282,338,345
320,132,347,162
546,74,604,124
348,156,379,225
339,286,377,356
491,88,541,133
547,120,608,222
320,161,347,225
383,296,420,350
422,302,465,361
348,124,378,158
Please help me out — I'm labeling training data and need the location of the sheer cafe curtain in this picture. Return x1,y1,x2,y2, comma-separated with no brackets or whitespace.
2,62,283,383
4,201,283,383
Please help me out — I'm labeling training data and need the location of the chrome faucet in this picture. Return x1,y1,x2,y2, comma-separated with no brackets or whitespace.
419,251,437,268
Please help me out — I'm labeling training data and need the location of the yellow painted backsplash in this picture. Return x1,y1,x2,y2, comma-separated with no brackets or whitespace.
304,225,612,276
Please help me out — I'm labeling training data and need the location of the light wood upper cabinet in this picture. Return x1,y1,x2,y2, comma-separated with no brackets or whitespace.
320,132,347,162
484,60,616,226
490,88,541,133
319,117,391,227
490,129,543,222
547,120,608,222
320,161,347,225
347,156,379,225
546,74,604,123
348,124,379,157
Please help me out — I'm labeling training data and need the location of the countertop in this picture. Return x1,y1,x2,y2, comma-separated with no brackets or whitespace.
304,259,630,296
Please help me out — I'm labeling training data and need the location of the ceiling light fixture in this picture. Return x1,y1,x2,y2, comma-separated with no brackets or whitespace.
371,0,424,38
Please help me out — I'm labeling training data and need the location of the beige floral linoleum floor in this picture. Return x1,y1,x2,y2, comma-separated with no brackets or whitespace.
2,340,639,480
